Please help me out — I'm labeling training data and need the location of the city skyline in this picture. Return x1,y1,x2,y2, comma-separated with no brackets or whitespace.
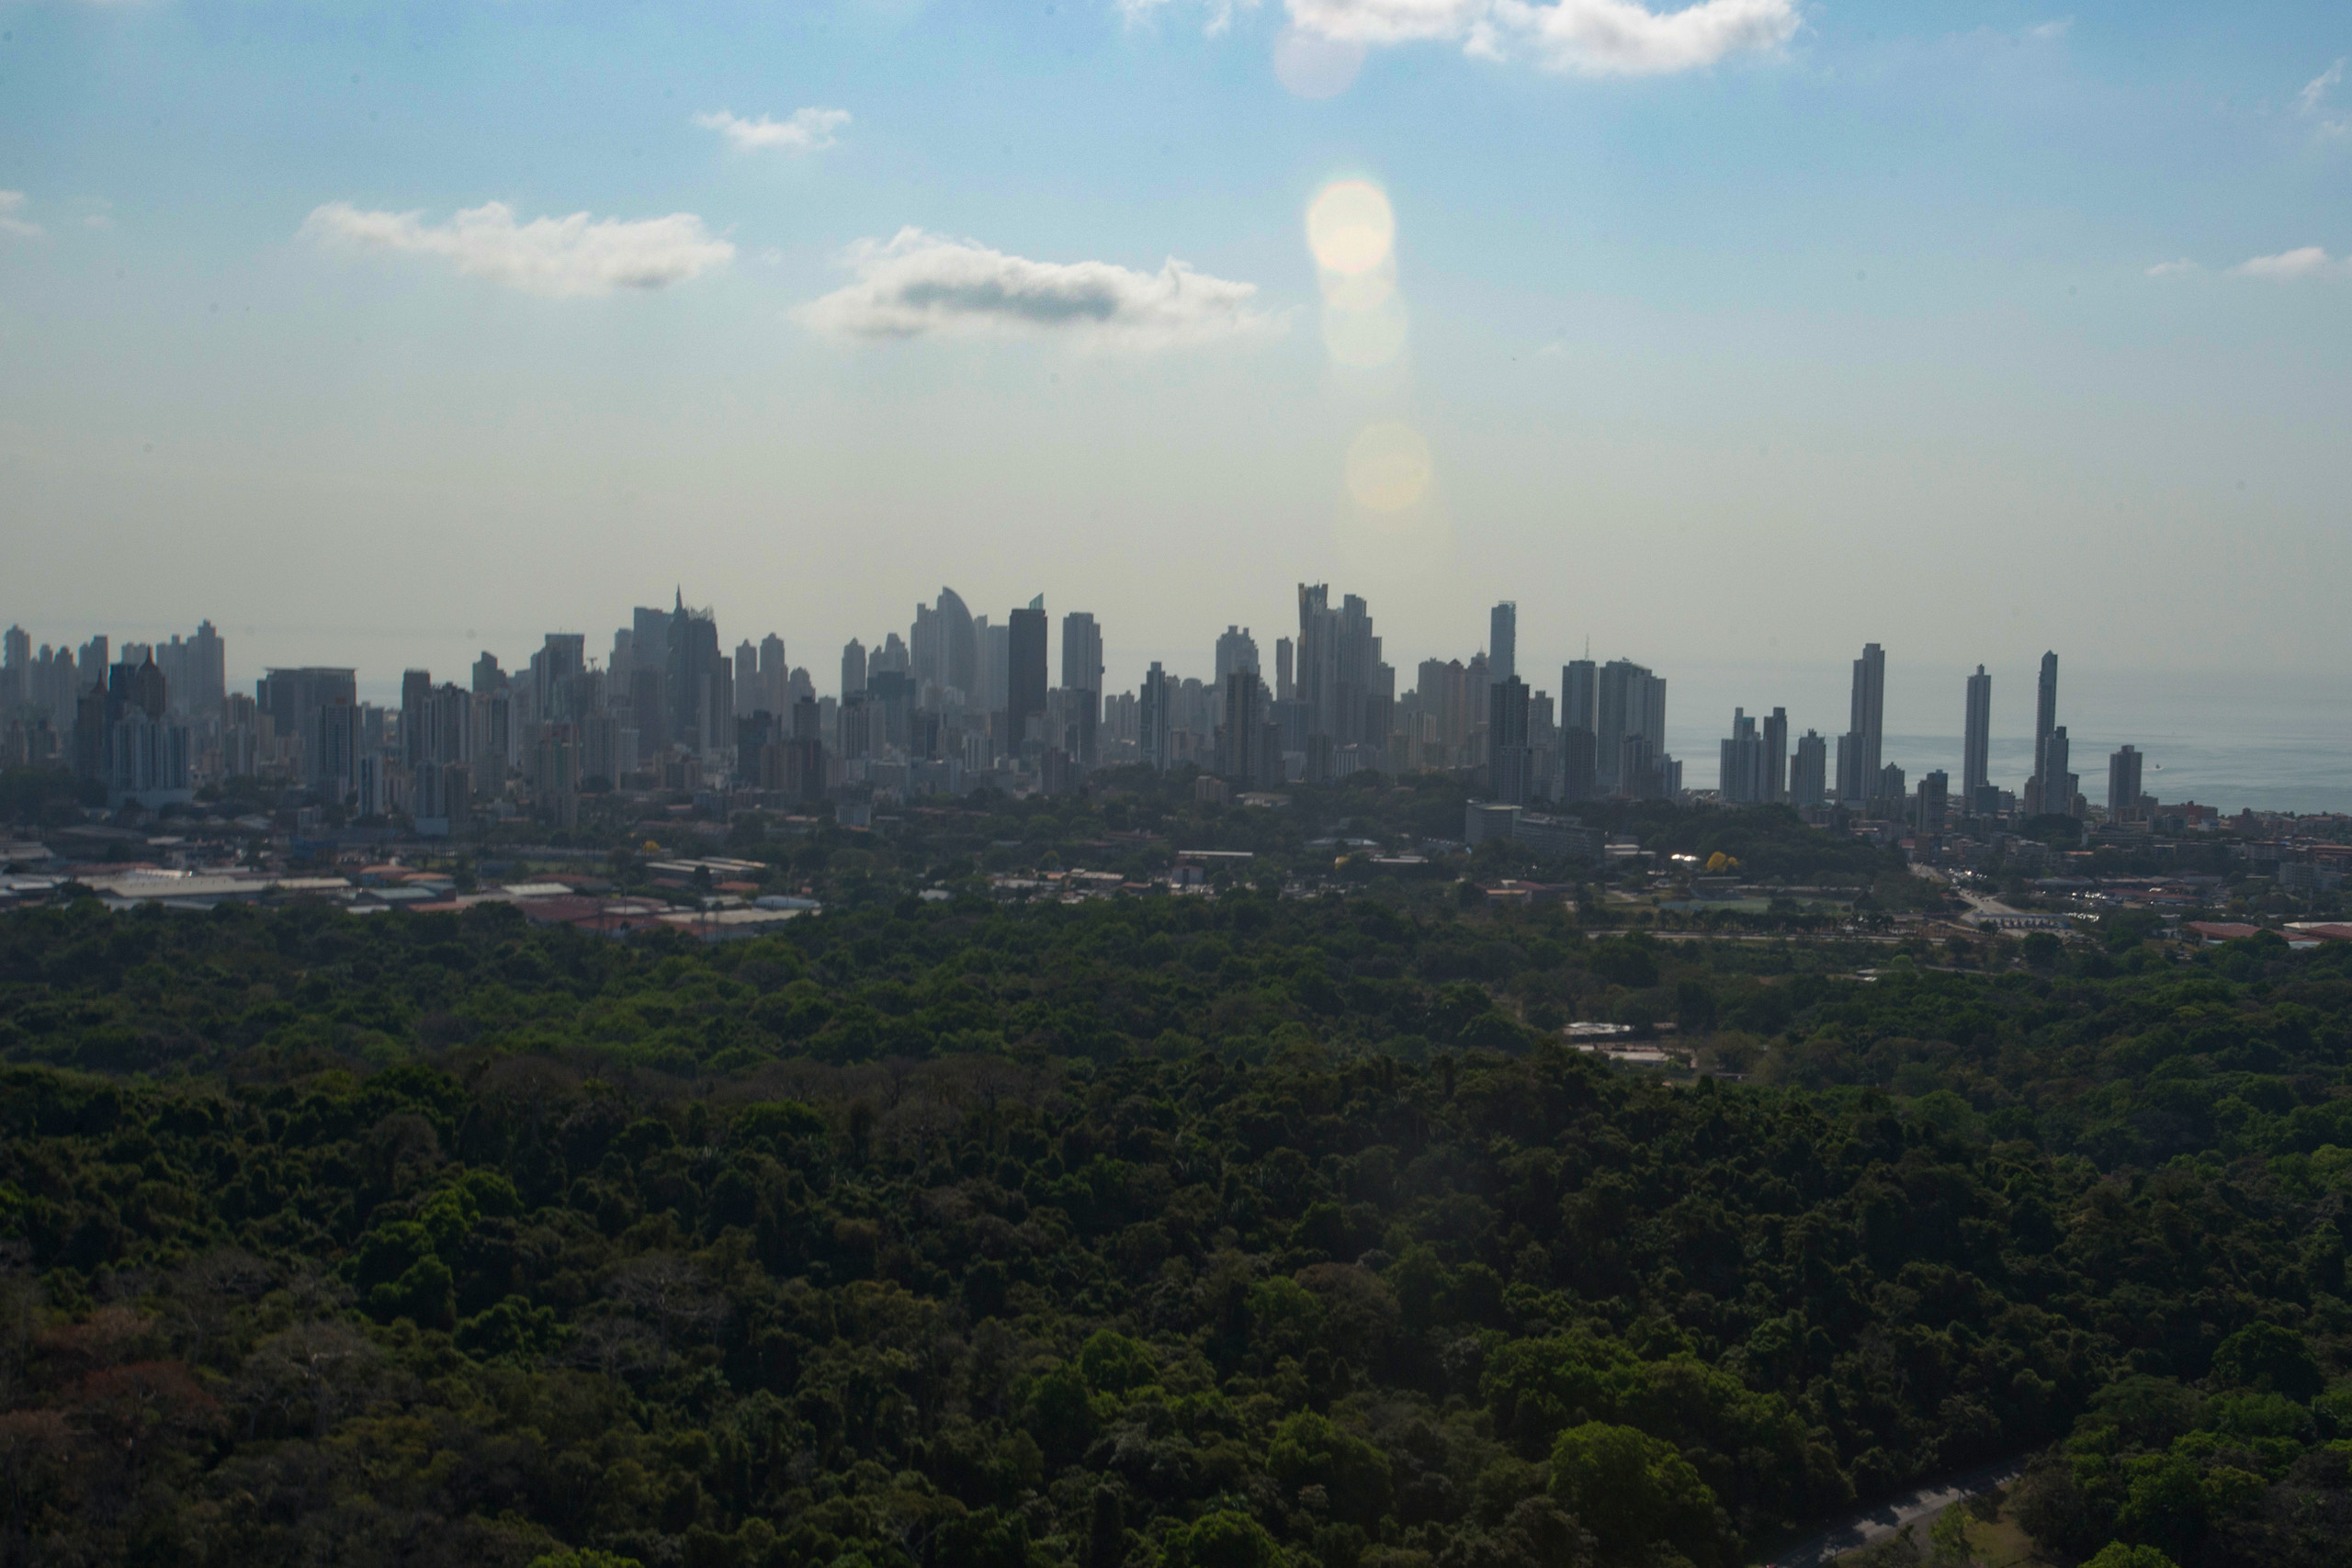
5,3,2350,691
9,587,2320,816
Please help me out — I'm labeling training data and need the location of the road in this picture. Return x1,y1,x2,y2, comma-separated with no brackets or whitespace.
1755,1455,2030,1567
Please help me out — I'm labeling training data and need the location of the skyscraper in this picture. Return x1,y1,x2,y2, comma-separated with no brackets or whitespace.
1842,642,1885,804
1963,665,1991,804
1488,602,1516,687
1007,597,1048,750
258,666,357,796
1274,637,1295,702
934,588,977,698
1140,662,1172,770
1594,659,1665,793
2042,725,2074,817
665,592,724,758
1762,707,1789,804
1061,611,1103,764
1215,626,1259,687
1792,730,1828,807
2030,650,2060,812
1295,584,1390,773
1488,675,1531,804
1720,708,1770,804
2109,745,2143,816
841,639,867,703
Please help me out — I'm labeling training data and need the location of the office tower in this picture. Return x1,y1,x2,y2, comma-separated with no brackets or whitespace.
1,625,27,710
1560,727,1598,803
1218,671,1282,789
1762,707,1788,804
932,588,977,698
1720,708,1769,804
759,634,787,714
1561,660,1596,734
665,592,725,757
1140,663,1172,769
1846,642,1885,803
472,651,505,696
1215,626,1259,687
532,634,586,725
1007,597,1048,750
1917,771,1949,836
1488,602,1516,686
1488,676,1531,805
1878,764,1905,809
840,639,866,702
632,604,672,678
1061,612,1103,765
1594,659,1666,793
1835,731,1863,806
400,670,433,768
1295,584,1390,775
2034,650,2059,771
2041,726,2073,816
257,667,358,795
1792,730,1828,807
470,688,510,799
1275,637,1295,702
151,621,225,719
1963,665,1991,803
734,639,760,716
869,632,910,680
2109,745,2143,816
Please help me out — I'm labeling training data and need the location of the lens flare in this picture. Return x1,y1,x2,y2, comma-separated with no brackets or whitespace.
1345,422,1433,513
1306,181,1395,277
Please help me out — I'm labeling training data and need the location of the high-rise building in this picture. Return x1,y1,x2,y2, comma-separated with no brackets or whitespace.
1007,597,1048,750
2042,725,2075,817
840,638,866,702
1963,665,1991,804
2028,650,2060,812
400,670,434,768
258,666,358,796
1594,659,1666,793
1061,612,1103,764
1762,707,1788,804
1792,730,1828,807
1844,642,1885,804
1140,662,1173,770
1720,707,1772,804
1295,584,1390,776
933,588,977,699
662,594,725,757
2108,745,2143,816
1488,603,1516,687
1917,770,1949,836
1274,637,1295,702
1219,670,1277,786
1,625,28,711
1215,626,1260,688
1488,675,1531,804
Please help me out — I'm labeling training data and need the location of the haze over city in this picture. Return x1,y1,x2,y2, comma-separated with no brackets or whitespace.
4,0,2349,705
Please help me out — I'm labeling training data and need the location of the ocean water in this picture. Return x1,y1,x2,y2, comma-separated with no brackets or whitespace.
1661,662,2351,817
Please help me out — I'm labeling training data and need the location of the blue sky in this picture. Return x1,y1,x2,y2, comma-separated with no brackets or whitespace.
1,0,2347,743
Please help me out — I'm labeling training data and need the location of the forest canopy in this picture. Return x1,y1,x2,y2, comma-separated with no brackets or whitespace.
0,896,2346,1568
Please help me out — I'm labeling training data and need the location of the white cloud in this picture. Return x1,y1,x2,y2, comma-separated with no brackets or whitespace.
793,228,1279,348
0,191,45,240
2297,59,2348,138
694,107,851,152
1489,0,1800,74
298,200,734,298
2232,246,2346,282
1121,0,1261,33
2143,258,2199,278
1138,0,1796,73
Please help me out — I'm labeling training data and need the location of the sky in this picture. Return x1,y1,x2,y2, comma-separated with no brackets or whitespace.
1,0,2347,784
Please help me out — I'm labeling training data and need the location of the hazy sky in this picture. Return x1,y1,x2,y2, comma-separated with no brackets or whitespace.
3,0,2347,735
